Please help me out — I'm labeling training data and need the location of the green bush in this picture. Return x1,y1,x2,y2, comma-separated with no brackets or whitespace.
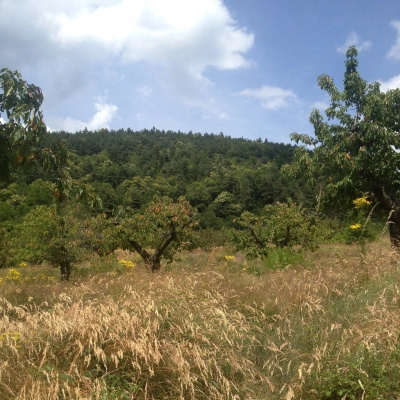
230,199,317,259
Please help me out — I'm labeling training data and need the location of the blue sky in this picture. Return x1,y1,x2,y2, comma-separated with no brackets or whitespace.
1,0,400,143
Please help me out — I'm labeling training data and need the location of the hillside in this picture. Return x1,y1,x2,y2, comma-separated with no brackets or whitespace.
2,129,317,229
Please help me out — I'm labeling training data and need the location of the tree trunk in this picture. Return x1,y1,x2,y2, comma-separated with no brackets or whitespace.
389,209,400,248
148,257,161,272
378,187,400,248
60,261,71,281
128,228,176,273
141,253,161,273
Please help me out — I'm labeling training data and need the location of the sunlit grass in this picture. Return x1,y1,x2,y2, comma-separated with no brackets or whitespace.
0,238,400,398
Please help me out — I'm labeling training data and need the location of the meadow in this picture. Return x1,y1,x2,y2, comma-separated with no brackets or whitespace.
1,239,400,399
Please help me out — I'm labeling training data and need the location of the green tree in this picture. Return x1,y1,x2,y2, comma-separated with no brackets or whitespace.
230,199,315,259
0,68,68,182
115,197,198,272
285,46,400,246
12,205,89,280
26,178,55,206
212,191,242,219
91,181,117,214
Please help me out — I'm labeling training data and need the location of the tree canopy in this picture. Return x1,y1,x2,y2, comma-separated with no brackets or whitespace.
286,46,400,245
0,68,68,182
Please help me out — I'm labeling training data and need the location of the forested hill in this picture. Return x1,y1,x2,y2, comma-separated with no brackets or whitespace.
44,128,316,225
49,127,295,171
2,128,316,230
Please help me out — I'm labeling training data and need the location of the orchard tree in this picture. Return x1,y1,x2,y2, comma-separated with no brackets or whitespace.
285,46,400,246
12,205,88,281
230,199,315,259
80,212,119,257
115,196,198,272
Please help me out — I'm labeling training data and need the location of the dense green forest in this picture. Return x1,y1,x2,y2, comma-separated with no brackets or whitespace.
2,127,317,228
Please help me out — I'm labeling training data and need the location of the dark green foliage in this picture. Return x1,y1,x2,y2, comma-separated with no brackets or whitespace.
25,179,55,206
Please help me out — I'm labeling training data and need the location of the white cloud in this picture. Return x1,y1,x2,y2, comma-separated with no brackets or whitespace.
388,20,400,60
89,99,119,129
379,74,400,91
45,0,254,76
48,98,118,131
238,86,298,110
337,32,371,54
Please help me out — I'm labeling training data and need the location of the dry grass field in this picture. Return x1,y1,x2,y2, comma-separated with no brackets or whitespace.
1,239,400,399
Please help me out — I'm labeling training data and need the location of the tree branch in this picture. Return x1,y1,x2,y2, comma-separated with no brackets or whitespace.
248,225,264,249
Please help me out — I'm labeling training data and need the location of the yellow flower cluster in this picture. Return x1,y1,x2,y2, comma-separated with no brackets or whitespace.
353,197,371,209
350,223,362,230
1,268,55,284
225,256,235,261
118,259,136,269
5,268,22,282
19,262,28,268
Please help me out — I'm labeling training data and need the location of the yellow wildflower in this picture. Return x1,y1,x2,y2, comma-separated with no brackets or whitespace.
353,197,371,209
224,256,235,261
350,223,362,230
5,268,22,282
118,259,136,269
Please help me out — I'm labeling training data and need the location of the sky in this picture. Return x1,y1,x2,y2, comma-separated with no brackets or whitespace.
1,0,400,143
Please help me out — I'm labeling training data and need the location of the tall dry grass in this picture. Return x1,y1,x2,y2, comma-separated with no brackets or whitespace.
1,240,400,399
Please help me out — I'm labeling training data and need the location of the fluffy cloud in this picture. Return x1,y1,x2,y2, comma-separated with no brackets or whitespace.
379,75,400,91
44,0,254,78
238,86,298,110
48,99,118,132
388,20,400,60
337,32,371,54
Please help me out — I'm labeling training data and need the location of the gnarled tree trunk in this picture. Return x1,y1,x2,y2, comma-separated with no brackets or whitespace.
128,226,176,273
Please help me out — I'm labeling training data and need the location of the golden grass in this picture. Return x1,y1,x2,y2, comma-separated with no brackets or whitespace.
1,239,400,399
